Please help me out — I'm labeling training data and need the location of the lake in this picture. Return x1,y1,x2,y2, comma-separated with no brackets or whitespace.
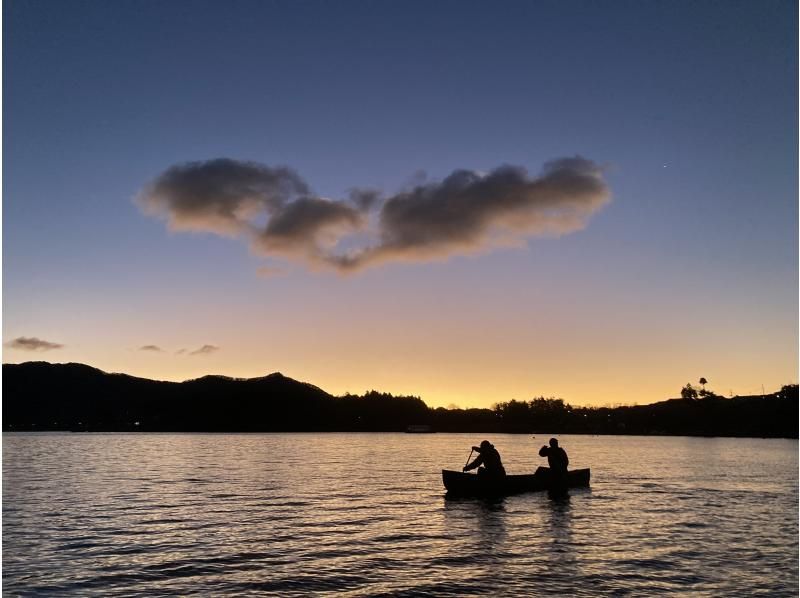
3,433,797,596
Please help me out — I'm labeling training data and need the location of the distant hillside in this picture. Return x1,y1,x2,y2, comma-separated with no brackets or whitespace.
2,362,427,432
487,392,798,438
2,362,797,437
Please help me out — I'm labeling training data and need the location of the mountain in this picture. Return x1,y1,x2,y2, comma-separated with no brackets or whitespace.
3,361,434,432
3,362,335,432
2,361,797,437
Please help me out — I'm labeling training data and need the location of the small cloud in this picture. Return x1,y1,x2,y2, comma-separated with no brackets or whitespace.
257,264,286,277
175,349,186,355
189,344,220,355
348,188,381,211
5,337,64,352
139,345,163,352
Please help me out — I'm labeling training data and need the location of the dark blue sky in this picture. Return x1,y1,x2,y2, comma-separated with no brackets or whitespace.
4,0,797,405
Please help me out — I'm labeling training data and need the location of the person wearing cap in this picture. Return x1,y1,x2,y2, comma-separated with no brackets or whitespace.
463,440,506,477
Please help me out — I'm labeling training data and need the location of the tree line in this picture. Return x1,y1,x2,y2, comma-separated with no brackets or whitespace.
3,362,797,437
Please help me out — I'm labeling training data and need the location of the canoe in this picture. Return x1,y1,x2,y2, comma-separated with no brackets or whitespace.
442,466,590,496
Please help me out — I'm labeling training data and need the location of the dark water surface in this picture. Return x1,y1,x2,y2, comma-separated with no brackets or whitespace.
3,433,797,596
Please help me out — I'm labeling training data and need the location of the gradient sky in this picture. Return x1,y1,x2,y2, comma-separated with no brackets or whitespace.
4,0,797,407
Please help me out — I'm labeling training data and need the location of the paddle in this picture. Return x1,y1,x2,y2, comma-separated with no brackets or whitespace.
463,448,474,471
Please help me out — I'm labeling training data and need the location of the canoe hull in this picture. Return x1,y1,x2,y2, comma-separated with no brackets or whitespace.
442,466,590,496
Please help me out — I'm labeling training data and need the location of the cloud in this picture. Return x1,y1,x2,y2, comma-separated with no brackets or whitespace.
257,264,286,278
137,158,309,236
5,337,64,351
253,196,365,266
138,156,610,273
336,157,611,270
189,344,220,355
139,345,163,352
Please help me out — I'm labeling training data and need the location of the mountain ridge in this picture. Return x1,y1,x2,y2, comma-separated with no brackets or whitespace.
3,361,797,437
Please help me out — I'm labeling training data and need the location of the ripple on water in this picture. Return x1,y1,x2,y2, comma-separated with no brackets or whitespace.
3,433,797,597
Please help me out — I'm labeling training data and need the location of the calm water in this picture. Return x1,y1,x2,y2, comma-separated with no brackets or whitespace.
3,433,797,596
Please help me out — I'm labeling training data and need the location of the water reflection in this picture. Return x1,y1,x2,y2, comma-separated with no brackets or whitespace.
475,498,507,554
3,434,797,597
544,493,574,564
443,495,508,551
440,495,509,594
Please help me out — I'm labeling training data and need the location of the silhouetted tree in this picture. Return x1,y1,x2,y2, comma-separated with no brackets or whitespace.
681,383,698,401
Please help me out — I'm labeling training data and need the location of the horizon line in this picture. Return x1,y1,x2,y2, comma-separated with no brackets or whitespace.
3,360,793,411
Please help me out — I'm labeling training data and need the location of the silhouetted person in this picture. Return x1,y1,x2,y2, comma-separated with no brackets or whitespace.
464,440,506,477
539,437,569,495
539,437,569,473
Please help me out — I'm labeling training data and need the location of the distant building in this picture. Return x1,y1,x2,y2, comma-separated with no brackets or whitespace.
406,424,435,433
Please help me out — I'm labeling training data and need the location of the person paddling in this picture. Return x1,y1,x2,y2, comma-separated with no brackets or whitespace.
463,440,506,477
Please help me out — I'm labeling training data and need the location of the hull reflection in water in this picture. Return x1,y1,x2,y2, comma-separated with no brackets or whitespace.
442,466,590,496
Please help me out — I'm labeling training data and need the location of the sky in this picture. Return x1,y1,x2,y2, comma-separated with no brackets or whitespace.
3,0,797,408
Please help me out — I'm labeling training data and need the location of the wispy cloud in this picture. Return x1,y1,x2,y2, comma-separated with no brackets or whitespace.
139,345,163,352
5,336,64,351
256,264,286,278
189,344,220,356
138,156,611,273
